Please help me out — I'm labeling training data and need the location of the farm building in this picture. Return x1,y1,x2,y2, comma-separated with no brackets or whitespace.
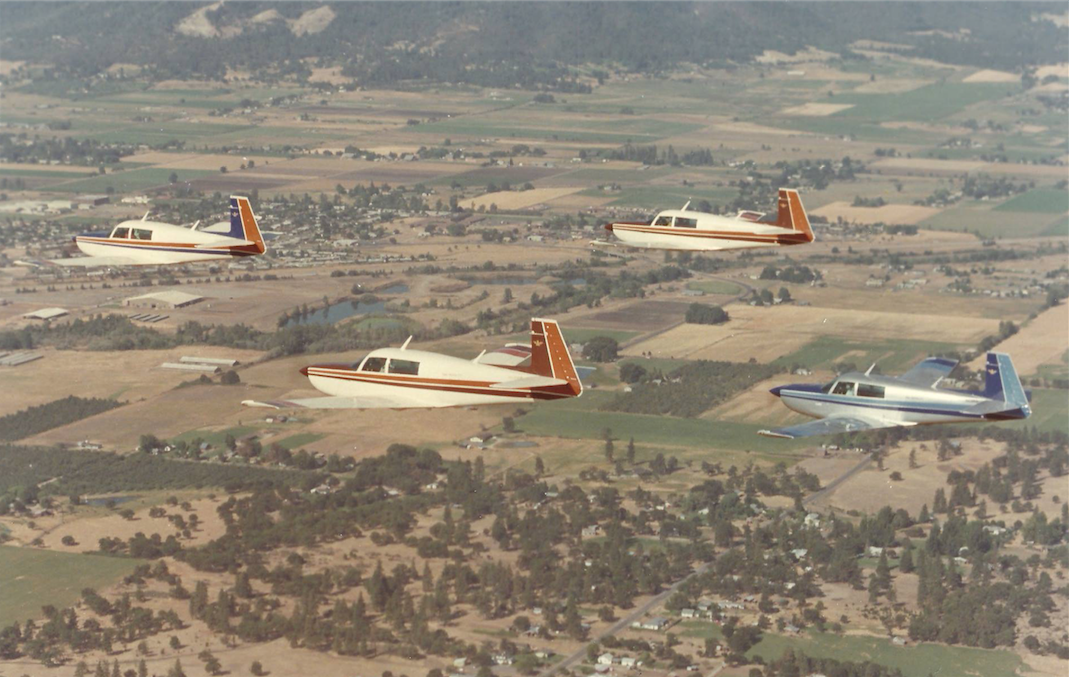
23,307,68,321
124,290,204,309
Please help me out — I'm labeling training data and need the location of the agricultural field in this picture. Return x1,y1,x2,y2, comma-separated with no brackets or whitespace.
0,545,139,624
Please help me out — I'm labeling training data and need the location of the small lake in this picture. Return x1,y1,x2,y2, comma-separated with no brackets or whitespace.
281,284,409,327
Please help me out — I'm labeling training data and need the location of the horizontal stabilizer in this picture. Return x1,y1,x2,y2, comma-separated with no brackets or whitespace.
899,356,957,388
476,344,532,367
490,375,568,390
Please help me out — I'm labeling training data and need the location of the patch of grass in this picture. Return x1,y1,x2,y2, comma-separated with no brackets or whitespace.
832,83,1015,122
918,206,1057,238
686,280,743,295
272,433,324,450
0,545,139,623
994,188,1069,214
171,426,257,449
519,400,809,453
773,337,961,373
414,118,686,144
974,388,1068,436
0,167,99,179
746,629,1028,677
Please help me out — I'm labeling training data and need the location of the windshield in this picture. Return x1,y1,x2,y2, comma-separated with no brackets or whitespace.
820,381,835,394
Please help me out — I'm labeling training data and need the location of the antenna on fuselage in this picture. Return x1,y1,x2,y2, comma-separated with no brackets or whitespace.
400,336,413,350
681,200,691,211
141,211,150,221
473,349,486,363
189,221,201,231
865,363,877,376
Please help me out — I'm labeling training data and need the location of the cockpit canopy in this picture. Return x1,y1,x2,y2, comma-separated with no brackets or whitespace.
651,213,698,228
111,225,152,240
821,379,885,399
354,354,420,376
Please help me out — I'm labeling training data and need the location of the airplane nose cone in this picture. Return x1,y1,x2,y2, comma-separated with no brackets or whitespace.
770,385,784,398
604,223,614,232
300,366,310,377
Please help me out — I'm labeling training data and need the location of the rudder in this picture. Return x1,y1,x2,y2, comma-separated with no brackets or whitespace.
228,196,266,254
528,319,582,396
983,352,1028,407
772,188,815,243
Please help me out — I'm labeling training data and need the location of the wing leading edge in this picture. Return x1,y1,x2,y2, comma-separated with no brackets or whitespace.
759,415,904,439
242,395,409,410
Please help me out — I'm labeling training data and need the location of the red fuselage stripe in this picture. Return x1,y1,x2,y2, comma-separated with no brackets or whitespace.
307,368,574,400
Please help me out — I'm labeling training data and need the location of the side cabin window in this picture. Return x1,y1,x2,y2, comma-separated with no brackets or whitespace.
388,359,420,376
675,217,697,228
820,381,835,394
131,228,152,241
857,384,885,399
361,357,387,373
653,215,672,227
832,381,855,396
111,227,130,239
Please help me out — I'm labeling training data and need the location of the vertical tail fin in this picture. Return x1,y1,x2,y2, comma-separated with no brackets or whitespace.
771,188,815,242
983,352,1029,409
528,318,582,396
228,196,266,254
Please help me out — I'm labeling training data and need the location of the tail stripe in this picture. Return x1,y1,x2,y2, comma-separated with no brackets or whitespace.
229,196,266,254
528,319,582,396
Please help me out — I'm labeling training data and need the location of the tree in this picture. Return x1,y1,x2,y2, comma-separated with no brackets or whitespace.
62,535,76,546
619,362,647,384
251,661,266,676
909,449,918,469
777,287,792,302
220,370,240,385
169,636,181,651
626,438,636,464
584,336,619,362
604,438,614,463
168,172,179,185
503,416,516,433
685,303,729,325
534,456,545,475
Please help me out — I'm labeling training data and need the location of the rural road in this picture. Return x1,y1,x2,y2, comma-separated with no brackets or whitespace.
537,449,874,677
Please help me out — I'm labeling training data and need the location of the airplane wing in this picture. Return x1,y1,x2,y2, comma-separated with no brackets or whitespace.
49,255,142,267
195,238,254,248
759,415,904,439
242,395,409,410
898,357,958,388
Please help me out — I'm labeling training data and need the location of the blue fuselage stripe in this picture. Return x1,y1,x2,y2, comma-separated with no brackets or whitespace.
780,391,982,419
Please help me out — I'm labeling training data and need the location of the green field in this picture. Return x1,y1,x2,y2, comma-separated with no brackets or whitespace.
50,167,216,194
994,188,1069,214
564,328,641,345
413,118,694,144
918,206,1062,238
519,399,810,454
0,545,138,624
172,425,257,450
773,337,960,374
273,432,325,450
0,167,99,180
980,388,1069,436
832,83,1015,123
679,622,1029,677
686,280,743,296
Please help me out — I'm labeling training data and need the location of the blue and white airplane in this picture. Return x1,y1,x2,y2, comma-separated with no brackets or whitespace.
53,196,265,267
759,352,1031,439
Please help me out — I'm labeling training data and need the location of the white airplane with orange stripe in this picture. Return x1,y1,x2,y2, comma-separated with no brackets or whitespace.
601,188,814,252
242,319,585,410
52,196,266,267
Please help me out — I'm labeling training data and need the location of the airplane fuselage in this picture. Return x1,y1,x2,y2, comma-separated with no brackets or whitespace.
303,347,578,408
606,217,810,251
74,220,260,265
772,373,1027,427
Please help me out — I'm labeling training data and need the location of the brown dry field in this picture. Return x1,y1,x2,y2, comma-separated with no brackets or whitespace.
24,382,264,450
1,495,226,552
962,69,1020,83
965,303,1068,375
0,161,99,174
724,302,1001,344
871,156,1069,178
812,201,942,225
780,102,856,116
0,346,265,418
467,187,582,210
806,438,1009,515
125,151,275,171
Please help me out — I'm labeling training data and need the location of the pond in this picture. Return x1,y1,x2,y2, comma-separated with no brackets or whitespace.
281,284,410,327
